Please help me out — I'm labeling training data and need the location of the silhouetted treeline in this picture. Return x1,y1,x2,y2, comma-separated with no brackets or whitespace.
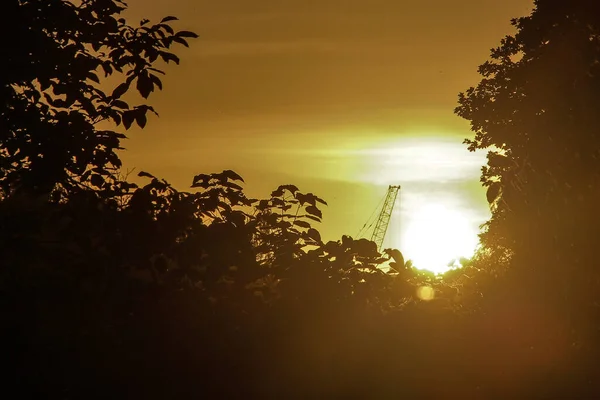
3,0,600,398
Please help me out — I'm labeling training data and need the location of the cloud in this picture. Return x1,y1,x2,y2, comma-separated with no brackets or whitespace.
256,137,486,184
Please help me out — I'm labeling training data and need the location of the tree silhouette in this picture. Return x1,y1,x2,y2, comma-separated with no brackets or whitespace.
456,0,600,386
457,0,600,265
1,0,197,199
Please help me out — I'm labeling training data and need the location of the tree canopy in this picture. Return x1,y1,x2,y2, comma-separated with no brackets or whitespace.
456,0,600,365
1,0,196,198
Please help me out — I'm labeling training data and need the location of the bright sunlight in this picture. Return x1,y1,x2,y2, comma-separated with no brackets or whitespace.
401,202,479,274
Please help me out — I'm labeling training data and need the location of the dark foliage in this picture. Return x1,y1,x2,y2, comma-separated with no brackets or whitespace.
456,0,600,392
3,0,600,398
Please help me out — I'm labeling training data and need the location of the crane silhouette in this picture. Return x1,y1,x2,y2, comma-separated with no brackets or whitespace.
357,185,401,252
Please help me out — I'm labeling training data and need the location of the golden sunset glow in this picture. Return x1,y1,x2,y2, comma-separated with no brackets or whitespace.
401,202,479,274
118,0,523,273
348,138,488,274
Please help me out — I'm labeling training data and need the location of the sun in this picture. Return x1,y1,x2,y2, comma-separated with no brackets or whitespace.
401,202,479,274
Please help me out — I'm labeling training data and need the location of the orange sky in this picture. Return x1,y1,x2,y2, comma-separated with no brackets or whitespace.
120,0,534,270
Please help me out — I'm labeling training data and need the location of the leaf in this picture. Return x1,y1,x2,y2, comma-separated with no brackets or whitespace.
300,193,317,206
283,184,299,193
350,238,376,257
222,181,244,191
278,220,292,230
160,16,179,23
88,72,100,83
257,199,269,210
488,152,510,169
304,214,321,223
112,100,129,109
160,51,180,64
486,181,501,204
385,249,405,266
177,30,199,38
341,235,353,248
122,111,135,130
307,228,322,243
111,111,122,126
138,171,154,179
305,205,322,219
101,62,113,77
146,105,159,117
172,37,189,47
191,174,210,188
150,74,162,90
271,187,284,198
136,109,147,128
218,200,232,212
271,198,285,207
316,196,328,206
222,169,244,182
136,72,154,99
111,81,130,99
294,220,311,229
295,193,306,205
159,24,175,35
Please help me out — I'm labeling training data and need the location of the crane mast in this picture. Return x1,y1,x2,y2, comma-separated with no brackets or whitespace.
370,185,401,251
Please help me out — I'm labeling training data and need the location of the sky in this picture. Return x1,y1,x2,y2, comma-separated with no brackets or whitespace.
120,0,534,272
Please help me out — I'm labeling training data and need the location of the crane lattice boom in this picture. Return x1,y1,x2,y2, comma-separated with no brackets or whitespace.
370,185,401,251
